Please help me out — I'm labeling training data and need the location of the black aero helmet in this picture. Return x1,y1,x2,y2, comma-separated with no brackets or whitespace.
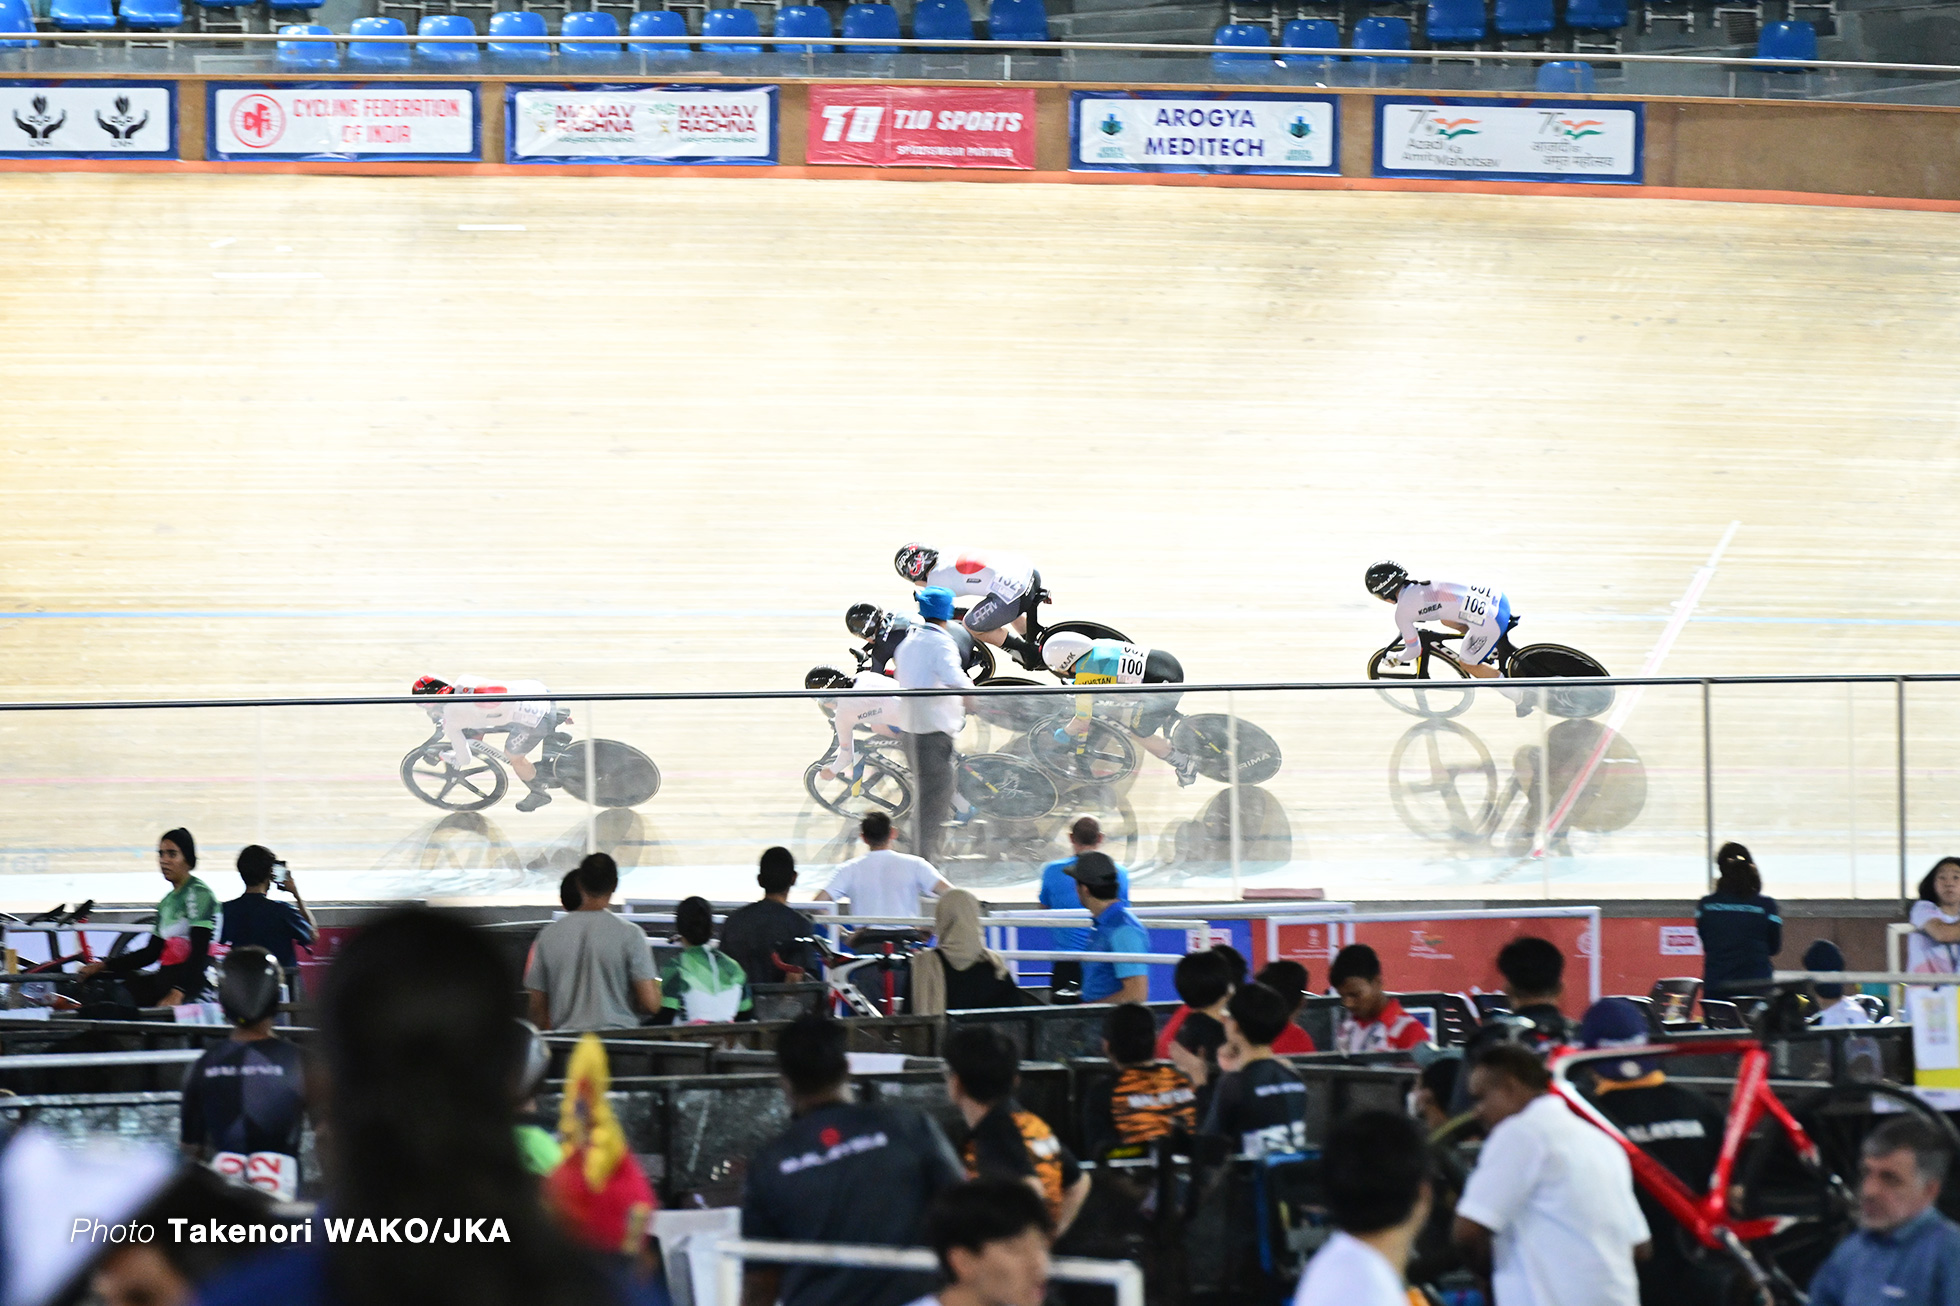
806,666,853,691
895,544,939,584
218,945,283,1027
846,603,885,640
1366,561,1410,600
513,1018,550,1102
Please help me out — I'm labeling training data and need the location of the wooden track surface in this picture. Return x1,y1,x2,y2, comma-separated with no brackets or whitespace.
1,173,1957,907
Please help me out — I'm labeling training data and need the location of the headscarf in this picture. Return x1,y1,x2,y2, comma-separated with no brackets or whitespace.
911,890,1011,1016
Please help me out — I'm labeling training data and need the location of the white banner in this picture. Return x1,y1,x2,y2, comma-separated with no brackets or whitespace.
1075,96,1334,172
1377,102,1640,180
0,85,171,155
211,88,475,158
511,88,775,161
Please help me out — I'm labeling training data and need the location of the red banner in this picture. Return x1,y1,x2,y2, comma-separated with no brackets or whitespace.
807,85,1036,169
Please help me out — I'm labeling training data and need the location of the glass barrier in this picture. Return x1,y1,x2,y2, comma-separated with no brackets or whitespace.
0,675,1942,905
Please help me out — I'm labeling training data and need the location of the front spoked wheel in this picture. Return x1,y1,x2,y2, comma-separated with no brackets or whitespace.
1368,642,1476,720
401,741,509,812
1027,715,1139,785
957,753,1059,821
1388,719,1499,841
804,751,913,819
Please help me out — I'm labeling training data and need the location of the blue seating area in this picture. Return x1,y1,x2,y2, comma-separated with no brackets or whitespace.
347,13,410,67
772,4,832,51
699,5,761,53
486,8,549,58
1249,0,1630,56
840,2,901,51
49,0,116,31
1757,17,1816,59
912,0,974,44
628,7,690,55
559,8,622,57
416,12,477,62
277,19,336,64
988,0,1046,41
0,0,36,44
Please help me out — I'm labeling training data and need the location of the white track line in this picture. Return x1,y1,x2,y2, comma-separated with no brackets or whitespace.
457,223,527,231
1525,520,1741,860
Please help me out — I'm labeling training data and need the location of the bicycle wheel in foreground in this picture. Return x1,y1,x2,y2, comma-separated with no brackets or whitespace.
1388,718,1499,842
957,753,1059,822
551,739,661,808
1171,714,1283,785
400,742,509,812
1367,644,1475,720
1509,643,1615,720
1027,714,1139,785
803,754,913,820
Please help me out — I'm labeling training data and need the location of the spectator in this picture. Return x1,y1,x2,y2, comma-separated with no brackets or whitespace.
655,895,752,1024
513,1018,559,1177
1212,944,1249,989
1495,936,1569,1044
1807,1115,1960,1306
525,853,661,1032
1330,944,1428,1054
220,844,317,971
1909,857,1960,974
1575,997,1729,1306
1161,950,1235,1102
720,846,816,985
77,828,215,1008
197,909,648,1306
1082,1002,1196,1155
1199,982,1309,1156
943,1025,1091,1235
1805,940,1874,1026
818,812,954,931
1293,1110,1434,1306
1694,841,1781,995
180,946,306,1199
1155,944,1246,1057
894,585,968,866
1071,853,1149,1004
89,1167,287,1306
907,1179,1054,1306
912,889,1026,1015
559,870,582,912
1256,959,1318,1054
1453,1042,1650,1306
543,1033,658,1267
1410,1056,1462,1135
1036,816,1131,1000
741,1014,966,1306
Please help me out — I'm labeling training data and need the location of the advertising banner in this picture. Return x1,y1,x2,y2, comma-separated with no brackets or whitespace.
0,82,174,159
1071,90,1337,175
807,85,1035,169
209,85,477,161
1375,97,1643,183
507,85,776,164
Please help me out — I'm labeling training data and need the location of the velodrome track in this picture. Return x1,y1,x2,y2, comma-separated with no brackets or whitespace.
2,173,1959,909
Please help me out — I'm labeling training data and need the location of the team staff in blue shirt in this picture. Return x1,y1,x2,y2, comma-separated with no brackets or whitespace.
1038,816,1132,999
1071,853,1149,1004
1808,1114,1960,1306
1694,842,1782,995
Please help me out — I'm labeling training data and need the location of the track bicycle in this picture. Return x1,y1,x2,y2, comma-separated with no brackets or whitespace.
1023,700,1285,789
803,732,1061,824
400,721,661,813
962,572,1131,681
1388,716,1646,849
788,931,926,1018
1367,627,1615,721
1550,1034,1960,1303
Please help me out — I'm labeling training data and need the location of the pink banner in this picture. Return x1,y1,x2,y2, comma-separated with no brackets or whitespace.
807,85,1035,169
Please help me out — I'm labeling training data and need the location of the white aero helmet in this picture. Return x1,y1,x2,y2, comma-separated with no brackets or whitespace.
1043,632,1096,676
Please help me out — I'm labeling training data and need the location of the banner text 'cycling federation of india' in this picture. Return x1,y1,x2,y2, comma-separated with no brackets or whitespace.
1070,92,1338,175
508,85,777,164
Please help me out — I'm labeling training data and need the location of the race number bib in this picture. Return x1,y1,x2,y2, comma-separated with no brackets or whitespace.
1458,589,1494,624
213,1150,299,1201
1117,645,1147,682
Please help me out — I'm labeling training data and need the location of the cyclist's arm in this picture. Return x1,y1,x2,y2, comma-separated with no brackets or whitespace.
831,702,860,775
441,711,474,766
1394,598,1425,660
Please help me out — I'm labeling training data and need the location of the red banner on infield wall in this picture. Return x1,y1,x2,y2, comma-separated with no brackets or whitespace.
807,85,1036,169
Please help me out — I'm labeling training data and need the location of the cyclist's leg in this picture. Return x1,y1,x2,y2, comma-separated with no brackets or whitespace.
1455,606,1507,681
964,587,1041,665
1139,652,1199,784
503,723,551,810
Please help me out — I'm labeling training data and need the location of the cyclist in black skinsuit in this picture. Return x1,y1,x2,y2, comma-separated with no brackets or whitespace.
846,603,990,680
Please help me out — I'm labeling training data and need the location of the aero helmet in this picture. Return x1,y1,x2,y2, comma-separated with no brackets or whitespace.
1365,562,1410,601
411,676,452,696
805,666,854,691
217,945,283,1028
1043,632,1096,676
845,603,885,640
894,544,939,584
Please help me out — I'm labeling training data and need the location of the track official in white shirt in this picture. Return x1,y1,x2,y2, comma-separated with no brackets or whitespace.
1292,1109,1433,1306
1454,1043,1650,1306
893,586,969,866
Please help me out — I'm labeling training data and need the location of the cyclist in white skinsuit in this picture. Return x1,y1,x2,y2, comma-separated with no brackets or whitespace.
411,675,560,811
805,666,973,817
1365,563,1516,680
893,544,1043,669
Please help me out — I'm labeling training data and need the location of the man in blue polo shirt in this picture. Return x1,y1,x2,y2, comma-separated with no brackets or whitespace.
1072,852,1149,1004
1808,1114,1960,1306
1038,816,1132,1001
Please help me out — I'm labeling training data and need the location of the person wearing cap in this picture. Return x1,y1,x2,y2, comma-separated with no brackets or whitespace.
1805,939,1875,1026
894,586,970,867
1576,996,1728,1306
1036,816,1131,1001
1072,852,1150,1004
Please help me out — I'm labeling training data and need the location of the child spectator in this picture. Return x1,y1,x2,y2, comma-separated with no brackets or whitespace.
654,896,752,1024
1330,944,1428,1054
1200,982,1308,1156
1909,857,1960,973
1082,1003,1196,1156
907,1179,1054,1306
1804,940,1873,1026
1254,959,1317,1054
1154,944,1246,1055
943,1026,1090,1236
1155,949,1235,1064
1494,936,1569,1045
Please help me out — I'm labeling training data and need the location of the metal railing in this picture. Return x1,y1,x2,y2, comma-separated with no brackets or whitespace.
714,1238,1144,1306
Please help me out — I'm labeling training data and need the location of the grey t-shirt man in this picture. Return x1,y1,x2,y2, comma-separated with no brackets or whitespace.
524,909,657,1031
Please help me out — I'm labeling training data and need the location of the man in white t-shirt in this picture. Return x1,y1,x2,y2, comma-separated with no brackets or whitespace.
818,811,954,925
1293,1109,1432,1306
905,1178,1052,1306
1454,1043,1650,1306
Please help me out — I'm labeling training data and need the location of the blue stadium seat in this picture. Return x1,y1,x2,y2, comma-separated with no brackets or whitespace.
266,0,318,14
700,6,760,53
987,0,1045,41
1210,22,1272,64
488,9,551,60
416,13,478,61
772,4,832,51
1350,14,1410,61
277,21,337,65
1280,18,1339,61
840,3,899,51
348,15,412,67
1493,0,1551,34
120,0,184,29
1756,19,1815,59
1564,0,1627,31
559,9,622,57
50,0,114,32
1535,57,1594,89
1425,0,1485,42
913,0,973,43
628,8,689,57
0,0,37,45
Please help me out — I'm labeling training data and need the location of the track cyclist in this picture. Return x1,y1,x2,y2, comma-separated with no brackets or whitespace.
1365,562,1521,675
893,544,1044,671
1042,633,1203,787
410,675,562,812
845,602,989,681
807,666,904,791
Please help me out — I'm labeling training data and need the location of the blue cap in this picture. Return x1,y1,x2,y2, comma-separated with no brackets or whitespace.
1804,940,1846,998
1578,997,1656,1081
917,587,955,621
